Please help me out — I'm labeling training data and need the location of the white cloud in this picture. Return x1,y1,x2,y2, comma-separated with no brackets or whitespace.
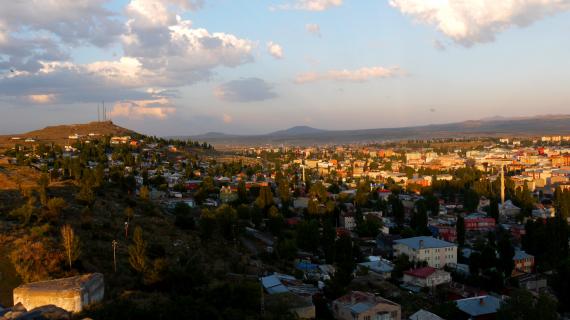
222,113,233,123
390,0,570,46
214,78,278,102
295,66,403,83
0,0,123,47
0,0,256,106
274,0,343,11
28,94,56,104
305,24,322,37
111,98,176,119
267,41,284,59
123,1,255,86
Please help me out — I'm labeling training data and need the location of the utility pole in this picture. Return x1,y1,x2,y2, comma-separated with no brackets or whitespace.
112,240,118,272
124,221,129,239
260,275,265,316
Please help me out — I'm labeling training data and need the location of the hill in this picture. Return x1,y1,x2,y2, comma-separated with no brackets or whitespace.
0,121,136,149
191,115,570,146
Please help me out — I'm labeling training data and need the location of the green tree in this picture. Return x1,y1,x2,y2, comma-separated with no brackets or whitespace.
255,186,274,212
38,173,49,207
456,216,465,246
497,289,558,320
497,232,515,278
411,199,429,234
129,226,147,274
44,197,67,222
267,206,284,236
354,181,370,208
139,185,150,201
296,220,320,253
237,180,248,203
489,197,500,221
61,224,81,269
389,194,405,226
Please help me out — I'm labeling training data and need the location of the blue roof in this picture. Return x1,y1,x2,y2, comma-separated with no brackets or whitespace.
350,302,373,314
296,261,318,271
456,296,501,316
394,236,456,250
359,260,394,274
514,250,533,260
261,274,293,295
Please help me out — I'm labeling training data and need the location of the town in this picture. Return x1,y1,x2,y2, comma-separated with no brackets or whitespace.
1,123,569,319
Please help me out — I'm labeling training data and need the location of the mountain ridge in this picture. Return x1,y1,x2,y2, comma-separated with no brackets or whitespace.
187,114,570,145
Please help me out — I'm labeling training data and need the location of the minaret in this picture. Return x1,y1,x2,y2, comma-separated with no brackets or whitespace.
302,165,306,184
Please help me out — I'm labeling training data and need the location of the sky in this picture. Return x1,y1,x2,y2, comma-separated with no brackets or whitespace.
1,0,570,136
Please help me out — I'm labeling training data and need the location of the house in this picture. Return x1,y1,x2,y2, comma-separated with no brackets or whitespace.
340,213,357,231
358,257,394,279
261,273,318,297
464,215,496,232
403,267,451,288
429,225,457,242
332,291,401,320
13,273,104,313
393,236,457,268
514,273,547,293
409,309,444,320
513,250,534,275
455,295,501,320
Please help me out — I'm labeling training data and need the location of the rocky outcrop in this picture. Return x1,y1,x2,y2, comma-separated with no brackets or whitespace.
12,274,104,313
0,303,70,320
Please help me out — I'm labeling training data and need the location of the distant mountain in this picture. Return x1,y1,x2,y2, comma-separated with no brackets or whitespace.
189,114,570,146
268,126,327,136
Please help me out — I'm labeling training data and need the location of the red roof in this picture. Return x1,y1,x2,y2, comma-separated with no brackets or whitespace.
404,267,437,279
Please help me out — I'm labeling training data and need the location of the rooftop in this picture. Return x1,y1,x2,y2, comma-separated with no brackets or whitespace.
404,267,437,279
394,236,456,250
456,295,501,317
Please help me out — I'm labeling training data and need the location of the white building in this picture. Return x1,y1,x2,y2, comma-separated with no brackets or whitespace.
393,236,457,268
403,267,451,287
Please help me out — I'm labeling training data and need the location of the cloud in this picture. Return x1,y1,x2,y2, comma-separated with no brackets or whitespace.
0,0,123,47
305,24,322,37
0,0,256,106
295,66,403,83
111,98,176,119
432,39,446,51
214,78,278,103
274,0,343,11
28,94,56,104
0,60,152,104
389,0,570,46
122,1,255,85
267,41,284,59
222,113,233,123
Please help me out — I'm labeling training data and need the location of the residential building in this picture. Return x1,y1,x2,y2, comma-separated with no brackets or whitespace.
393,236,457,268
409,309,444,320
513,250,535,275
403,267,451,288
332,291,401,320
455,295,501,320
358,257,394,279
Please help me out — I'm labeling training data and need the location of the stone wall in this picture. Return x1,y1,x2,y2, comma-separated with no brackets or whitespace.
13,273,104,313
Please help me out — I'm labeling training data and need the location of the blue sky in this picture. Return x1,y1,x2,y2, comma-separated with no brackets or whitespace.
1,0,570,135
